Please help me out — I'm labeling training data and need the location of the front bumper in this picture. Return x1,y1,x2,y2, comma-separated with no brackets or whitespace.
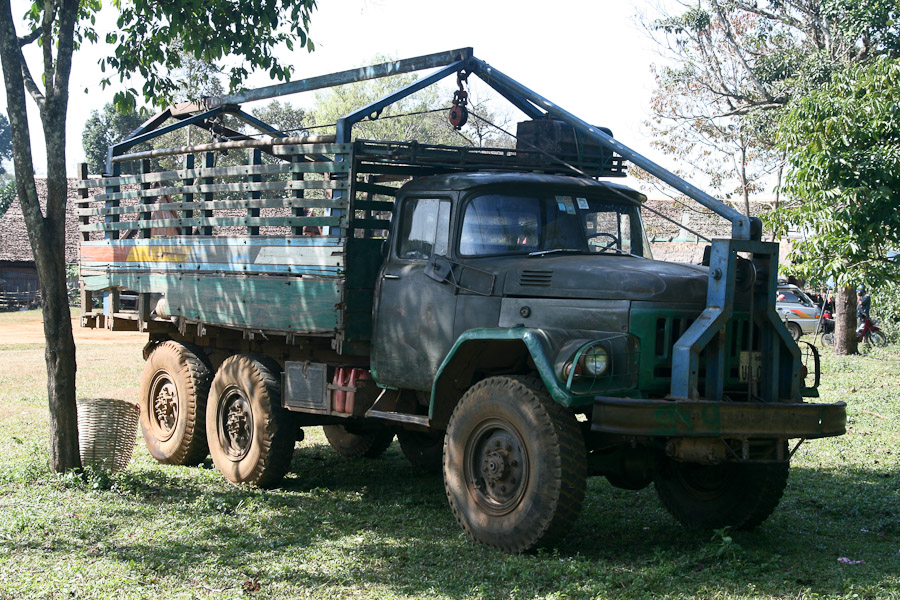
592,397,846,439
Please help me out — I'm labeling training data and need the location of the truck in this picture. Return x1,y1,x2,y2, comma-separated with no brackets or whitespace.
76,48,846,553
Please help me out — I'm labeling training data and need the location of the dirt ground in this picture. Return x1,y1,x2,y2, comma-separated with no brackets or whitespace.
3,314,147,346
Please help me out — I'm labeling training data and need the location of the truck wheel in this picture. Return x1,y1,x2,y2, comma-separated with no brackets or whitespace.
787,322,802,341
139,341,211,465
654,457,789,530
206,355,295,487
443,376,586,553
322,423,394,458
398,429,445,473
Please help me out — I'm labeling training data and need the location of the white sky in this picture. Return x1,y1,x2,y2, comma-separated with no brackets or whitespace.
2,0,677,182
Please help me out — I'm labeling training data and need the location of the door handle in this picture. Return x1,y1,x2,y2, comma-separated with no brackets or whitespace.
383,274,400,280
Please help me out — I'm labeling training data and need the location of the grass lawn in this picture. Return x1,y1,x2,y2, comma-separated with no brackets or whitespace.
0,309,898,599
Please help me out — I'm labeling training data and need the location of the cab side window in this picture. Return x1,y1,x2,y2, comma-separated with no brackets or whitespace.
397,198,451,260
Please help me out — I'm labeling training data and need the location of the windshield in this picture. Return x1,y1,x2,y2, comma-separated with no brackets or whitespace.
458,191,652,258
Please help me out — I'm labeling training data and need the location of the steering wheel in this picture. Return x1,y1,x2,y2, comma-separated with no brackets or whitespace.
588,232,619,251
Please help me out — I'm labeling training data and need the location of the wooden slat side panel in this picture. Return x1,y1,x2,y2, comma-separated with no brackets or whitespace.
82,272,342,333
77,195,348,217
80,216,343,232
84,178,346,204
74,143,352,189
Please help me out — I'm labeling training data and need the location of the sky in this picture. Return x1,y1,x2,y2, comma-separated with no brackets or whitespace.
2,0,677,182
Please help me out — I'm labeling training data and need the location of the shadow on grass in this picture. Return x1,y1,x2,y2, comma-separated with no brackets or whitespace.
6,443,898,599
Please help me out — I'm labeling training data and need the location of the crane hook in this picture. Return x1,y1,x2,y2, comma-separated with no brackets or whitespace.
449,70,470,129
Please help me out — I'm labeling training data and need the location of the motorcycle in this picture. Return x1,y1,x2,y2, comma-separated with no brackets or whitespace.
821,314,887,347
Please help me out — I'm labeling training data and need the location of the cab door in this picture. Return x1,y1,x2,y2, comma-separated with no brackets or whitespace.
371,196,455,391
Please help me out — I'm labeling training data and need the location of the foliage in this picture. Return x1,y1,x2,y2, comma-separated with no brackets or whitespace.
308,65,459,145
0,112,10,174
251,100,309,137
307,59,513,148
101,0,317,110
81,102,152,175
870,281,900,339
0,310,898,599
645,0,899,210
764,57,900,289
0,176,15,219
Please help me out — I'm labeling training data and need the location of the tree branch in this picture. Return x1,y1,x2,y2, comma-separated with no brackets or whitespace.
18,27,40,46
41,0,57,98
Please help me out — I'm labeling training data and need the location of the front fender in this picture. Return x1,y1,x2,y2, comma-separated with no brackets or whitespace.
428,328,571,428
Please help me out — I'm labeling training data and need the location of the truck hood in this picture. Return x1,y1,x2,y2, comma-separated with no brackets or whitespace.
494,255,708,302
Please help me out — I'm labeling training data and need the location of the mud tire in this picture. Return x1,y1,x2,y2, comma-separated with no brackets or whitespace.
139,341,211,466
443,375,586,553
654,458,789,530
206,355,295,487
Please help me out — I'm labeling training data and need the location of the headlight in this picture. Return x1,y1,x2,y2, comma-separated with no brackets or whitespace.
581,346,609,376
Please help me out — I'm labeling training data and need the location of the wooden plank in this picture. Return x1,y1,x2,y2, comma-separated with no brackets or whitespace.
76,154,351,188
80,241,345,265
81,237,346,277
82,236,344,247
201,153,215,236
270,144,351,156
248,149,261,236
81,272,343,333
77,195,348,215
85,177,346,203
79,215,344,233
182,154,195,236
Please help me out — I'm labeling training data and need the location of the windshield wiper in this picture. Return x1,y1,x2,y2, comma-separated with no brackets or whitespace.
528,248,585,257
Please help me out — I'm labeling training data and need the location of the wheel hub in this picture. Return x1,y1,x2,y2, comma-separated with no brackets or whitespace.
220,391,253,460
467,423,528,512
151,377,178,438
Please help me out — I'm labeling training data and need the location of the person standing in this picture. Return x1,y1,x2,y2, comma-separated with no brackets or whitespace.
857,287,871,330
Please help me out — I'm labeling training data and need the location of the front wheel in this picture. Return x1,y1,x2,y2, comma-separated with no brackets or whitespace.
443,376,586,553
206,355,295,487
867,330,887,347
786,321,802,341
654,457,789,530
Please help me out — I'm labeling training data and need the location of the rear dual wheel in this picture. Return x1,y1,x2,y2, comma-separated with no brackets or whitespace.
206,355,296,487
139,341,211,466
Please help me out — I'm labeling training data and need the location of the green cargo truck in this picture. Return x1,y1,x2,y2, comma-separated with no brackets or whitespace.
77,49,845,553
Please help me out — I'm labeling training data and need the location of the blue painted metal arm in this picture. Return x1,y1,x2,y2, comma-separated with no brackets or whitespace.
212,48,474,108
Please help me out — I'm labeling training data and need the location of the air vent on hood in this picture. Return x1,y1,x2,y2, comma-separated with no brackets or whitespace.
519,270,553,287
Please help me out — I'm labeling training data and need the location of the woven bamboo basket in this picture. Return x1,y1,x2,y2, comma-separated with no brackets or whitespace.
77,398,140,472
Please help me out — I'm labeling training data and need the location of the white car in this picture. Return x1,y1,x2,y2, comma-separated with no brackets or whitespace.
776,285,822,340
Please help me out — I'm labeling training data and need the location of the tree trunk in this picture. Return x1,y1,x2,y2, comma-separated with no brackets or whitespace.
833,286,858,355
0,0,82,472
